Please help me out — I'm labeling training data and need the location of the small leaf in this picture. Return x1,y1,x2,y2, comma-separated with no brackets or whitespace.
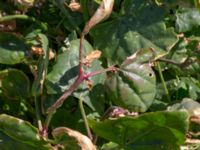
0,114,50,148
0,69,30,99
89,111,189,150
0,33,27,64
105,49,156,112
52,127,96,150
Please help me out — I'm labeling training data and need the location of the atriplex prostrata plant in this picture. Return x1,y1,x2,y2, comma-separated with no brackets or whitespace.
0,0,200,150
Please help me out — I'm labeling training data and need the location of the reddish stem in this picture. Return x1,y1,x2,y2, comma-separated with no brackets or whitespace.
46,74,84,114
84,66,118,79
46,66,118,114
79,35,84,74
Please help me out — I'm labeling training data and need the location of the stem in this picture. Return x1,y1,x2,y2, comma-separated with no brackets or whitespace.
79,35,85,74
46,75,84,114
34,96,43,131
79,98,93,140
44,111,54,132
156,62,171,102
158,57,197,68
158,58,180,66
84,66,118,79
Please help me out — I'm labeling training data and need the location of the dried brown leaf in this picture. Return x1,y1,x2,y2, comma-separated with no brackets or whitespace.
83,0,114,35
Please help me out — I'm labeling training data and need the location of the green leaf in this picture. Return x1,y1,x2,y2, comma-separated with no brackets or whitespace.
45,39,105,109
0,33,27,64
89,111,189,150
0,114,50,149
176,8,200,32
0,69,30,99
105,49,156,112
90,0,178,64
32,33,49,96
0,131,46,150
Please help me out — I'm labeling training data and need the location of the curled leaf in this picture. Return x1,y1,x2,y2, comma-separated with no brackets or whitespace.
83,0,114,35
52,127,96,150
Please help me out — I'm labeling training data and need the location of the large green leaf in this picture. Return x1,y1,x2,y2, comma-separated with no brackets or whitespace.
0,114,51,149
45,39,105,110
0,69,30,99
0,33,27,64
89,111,189,150
176,8,200,32
105,49,156,112
90,0,178,64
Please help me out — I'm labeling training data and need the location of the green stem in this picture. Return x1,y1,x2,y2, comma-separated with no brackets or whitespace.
44,111,54,131
156,62,171,102
34,96,43,131
79,98,93,140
